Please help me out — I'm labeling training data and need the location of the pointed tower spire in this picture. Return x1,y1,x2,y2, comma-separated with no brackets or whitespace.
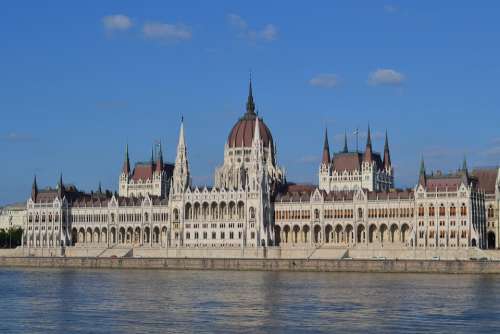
98,181,102,194
173,117,190,193
122,144,130,175
57,173,64,199
31,175,38,201
178,116,186,148
246,77,256,114
363,124,373,162
462,155,468,172
156,141,164,173
419,156,427,187
383,130,391,169
343,130,348,153
322,128,330,165
366,125,372,148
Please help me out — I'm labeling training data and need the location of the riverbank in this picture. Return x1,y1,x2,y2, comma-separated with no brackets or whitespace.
2,256,500,274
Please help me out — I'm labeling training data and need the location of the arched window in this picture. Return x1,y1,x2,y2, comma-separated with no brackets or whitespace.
488,205,494,218
314,209,320,220
429,205,435,217
144,212,149,222
450,204,456,216
460,203,467,216
358,208,363,218
439,204,445,217
249,207,256,220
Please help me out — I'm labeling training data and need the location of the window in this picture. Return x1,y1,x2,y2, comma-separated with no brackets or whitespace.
212,232,216,239
186,232,191,239
488,205,494,218
460,204,467,216
429,205,435,217
230,232,234,239
251,232,255,239
439,205,445,217
450,205,456,216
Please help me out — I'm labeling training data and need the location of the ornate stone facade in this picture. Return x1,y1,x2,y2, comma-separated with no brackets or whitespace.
21,81,500,253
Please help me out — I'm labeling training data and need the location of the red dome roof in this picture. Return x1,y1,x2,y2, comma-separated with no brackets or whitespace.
228,113,273,148
227,80,273,148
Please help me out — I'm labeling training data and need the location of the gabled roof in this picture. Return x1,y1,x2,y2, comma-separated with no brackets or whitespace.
471,167,498,194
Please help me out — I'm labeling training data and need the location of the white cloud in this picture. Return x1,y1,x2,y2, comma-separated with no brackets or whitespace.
227,13,247,30
102,14,133,32
309,74,339,88
2,132,36,142
261,24,278,41
368,68,405,86
227,13,278,43
384,5,398,13
143,22,192,41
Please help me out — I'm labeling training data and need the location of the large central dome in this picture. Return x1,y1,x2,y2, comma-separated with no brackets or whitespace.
227,81,273,148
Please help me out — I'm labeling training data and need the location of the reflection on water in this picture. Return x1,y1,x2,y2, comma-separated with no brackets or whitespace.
0,268,499,333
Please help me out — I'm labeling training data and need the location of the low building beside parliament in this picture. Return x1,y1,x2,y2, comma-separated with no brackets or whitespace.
21,81,500,255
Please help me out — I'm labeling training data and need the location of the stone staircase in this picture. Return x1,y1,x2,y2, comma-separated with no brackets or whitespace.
97,246,133,258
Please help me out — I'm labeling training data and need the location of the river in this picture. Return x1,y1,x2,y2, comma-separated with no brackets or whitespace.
0,268,499,333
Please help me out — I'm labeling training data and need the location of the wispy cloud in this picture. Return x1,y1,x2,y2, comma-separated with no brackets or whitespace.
142,22,192,41
102,14,133,33
384,5,398,13
309,74,339,88
227,14,278,42
368,68,405,86
2,132,36,143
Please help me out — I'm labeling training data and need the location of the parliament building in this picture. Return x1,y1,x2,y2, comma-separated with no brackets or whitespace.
22,81,500,256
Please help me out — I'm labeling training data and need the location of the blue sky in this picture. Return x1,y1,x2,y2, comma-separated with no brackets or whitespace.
1,1,500,205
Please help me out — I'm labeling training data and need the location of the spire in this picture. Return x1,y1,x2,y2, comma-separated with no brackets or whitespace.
363,124,373,162
366,125,372,148
246,77,256,115
156,141,164,173
122,144,130,175
462,155,468,172
57,173,64,199
31,175,38,201
98,181,102,194
173,117,190,193
383,130,391,169
419,156,427,187
343,130,348,153
178,116,186,149
322,128,330,165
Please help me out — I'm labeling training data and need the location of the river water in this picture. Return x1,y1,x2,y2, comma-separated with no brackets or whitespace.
0,268,499,333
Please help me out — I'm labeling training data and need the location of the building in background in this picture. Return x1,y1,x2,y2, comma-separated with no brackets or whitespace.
20,80,500,254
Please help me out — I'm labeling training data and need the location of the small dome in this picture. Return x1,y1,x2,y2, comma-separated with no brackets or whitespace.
228,112,273,148
227,80,273,148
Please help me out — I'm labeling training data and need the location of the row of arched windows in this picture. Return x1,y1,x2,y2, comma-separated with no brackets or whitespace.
417,203,467,217
28,213,61,223
368,207,413,219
